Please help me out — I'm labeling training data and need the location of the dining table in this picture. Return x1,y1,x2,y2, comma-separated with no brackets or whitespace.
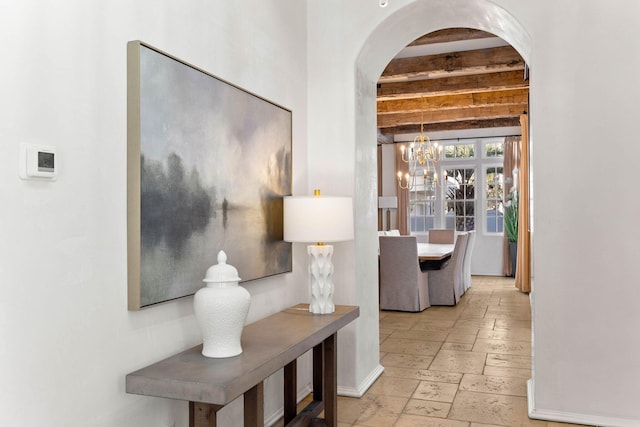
417,242,455,262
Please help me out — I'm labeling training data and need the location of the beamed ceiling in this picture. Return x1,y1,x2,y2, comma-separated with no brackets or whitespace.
377,28,529,143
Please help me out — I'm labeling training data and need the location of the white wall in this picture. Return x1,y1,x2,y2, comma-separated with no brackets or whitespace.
0,1,309,426
307,0,640,425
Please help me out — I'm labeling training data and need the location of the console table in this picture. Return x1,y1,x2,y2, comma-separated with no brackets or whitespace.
126,304,359,427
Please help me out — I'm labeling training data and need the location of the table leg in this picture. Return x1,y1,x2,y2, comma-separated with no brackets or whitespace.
312,344,323,402
189,401,223,427
244,382,264,427
322,334,337,427
284,359,297,424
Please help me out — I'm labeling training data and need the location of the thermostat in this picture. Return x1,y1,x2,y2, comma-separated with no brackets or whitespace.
19,144,57,180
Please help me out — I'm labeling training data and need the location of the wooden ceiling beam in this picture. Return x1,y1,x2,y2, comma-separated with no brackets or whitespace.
377,103,527,128
408,28,497,46
377,88,528,114
380,46,524,82
377,70,528,100
380,117,522,136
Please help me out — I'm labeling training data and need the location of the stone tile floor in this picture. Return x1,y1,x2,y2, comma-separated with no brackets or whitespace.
334,275,593,427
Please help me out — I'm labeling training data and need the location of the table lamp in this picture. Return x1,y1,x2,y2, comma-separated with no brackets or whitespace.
378,196,397,231
283,190,354,314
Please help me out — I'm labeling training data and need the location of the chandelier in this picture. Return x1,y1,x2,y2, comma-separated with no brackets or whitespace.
397,120,443,191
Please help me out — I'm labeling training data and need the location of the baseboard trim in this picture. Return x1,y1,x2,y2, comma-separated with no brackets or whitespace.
337,364,384,397
527,379,640,427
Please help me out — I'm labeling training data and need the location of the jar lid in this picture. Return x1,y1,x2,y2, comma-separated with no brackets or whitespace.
203,250,241,283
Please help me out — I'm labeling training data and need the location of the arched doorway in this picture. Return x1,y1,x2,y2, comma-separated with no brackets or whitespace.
350,0,532,397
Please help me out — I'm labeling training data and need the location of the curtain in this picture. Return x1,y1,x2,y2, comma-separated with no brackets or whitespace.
502,136,520,276
377,145,383,231
395,144,409,235
515,114,531,292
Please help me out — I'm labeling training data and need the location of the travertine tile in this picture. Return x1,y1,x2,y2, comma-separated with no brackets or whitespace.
352,394,408,427
381,353,433,369
454,319,496,329
459,373,527,397
441,342,474,351
368,376,420,398
485,353,532,369
391,329,449,342
413,380,459,402
380,317,419,330
448,326,481,336
449,390,545,426
380,338,442,356
429,350,486,374
404,398,451,418
458,307,488,319
412,319,457,330
495,318,531,330
477,328,531,342
395,414,470,427
445,332,478,345
382,367,462,383
483,365,531,379
472,338,531,356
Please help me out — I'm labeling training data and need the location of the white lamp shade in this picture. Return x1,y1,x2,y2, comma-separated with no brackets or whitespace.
283,196,354,243
378,196,398,209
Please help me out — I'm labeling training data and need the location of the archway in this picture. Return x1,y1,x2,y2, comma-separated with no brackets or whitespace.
351,0,532,395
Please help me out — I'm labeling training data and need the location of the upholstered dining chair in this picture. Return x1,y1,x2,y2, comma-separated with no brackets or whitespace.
428,229,455,244
427,232,468,306
379,236,430,312
462,230,476,291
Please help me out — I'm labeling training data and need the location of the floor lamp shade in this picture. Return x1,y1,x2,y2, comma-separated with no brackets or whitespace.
283,195,354,314
378,196,397,232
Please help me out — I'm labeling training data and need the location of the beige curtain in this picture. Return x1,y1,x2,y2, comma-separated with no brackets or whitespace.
502,136,520,276
395,144,409,235
377,145,383,231
515,114,531,292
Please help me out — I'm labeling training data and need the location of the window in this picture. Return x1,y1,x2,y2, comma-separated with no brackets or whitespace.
444,143,475,159
445,168,476,231
485,166,504,233
406,137,509,236
485,141,504,158
409,171,436,233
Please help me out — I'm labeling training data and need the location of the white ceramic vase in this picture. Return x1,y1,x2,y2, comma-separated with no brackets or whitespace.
194,250,251,358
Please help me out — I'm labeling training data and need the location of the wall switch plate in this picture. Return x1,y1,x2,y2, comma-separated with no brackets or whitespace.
19,143,57,180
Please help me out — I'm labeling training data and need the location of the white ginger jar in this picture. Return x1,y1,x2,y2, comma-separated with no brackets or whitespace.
194,250,250,358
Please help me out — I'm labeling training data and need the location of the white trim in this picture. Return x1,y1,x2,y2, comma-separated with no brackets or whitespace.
527,379,640,427
337,364,384,397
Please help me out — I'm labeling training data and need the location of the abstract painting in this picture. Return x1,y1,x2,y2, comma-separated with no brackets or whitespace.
127,41,292,309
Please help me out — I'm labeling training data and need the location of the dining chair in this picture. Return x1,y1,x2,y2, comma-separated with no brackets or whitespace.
462,230,476,291
428,229,455,244
379,236,430,312
427,232,468,306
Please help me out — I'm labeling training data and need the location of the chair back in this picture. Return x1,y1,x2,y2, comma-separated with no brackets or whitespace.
452,232,468,301
379,236,429,311
462,230,476,291
426,232,467,306
428,229,455,244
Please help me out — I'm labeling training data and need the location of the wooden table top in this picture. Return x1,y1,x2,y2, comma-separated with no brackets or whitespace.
126,304,360,405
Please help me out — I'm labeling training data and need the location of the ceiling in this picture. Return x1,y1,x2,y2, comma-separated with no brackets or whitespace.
377,28,529,143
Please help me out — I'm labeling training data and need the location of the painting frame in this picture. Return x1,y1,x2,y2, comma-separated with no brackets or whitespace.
127,41,292,310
